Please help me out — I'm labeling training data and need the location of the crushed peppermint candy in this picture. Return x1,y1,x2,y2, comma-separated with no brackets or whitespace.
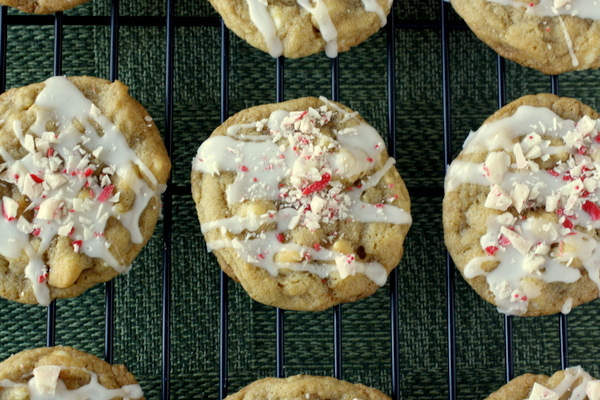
0,76,160,306
194,99,412,287
446,104,600,315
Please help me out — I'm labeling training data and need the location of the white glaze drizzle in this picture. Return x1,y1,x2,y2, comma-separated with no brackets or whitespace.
526,367,595,400
486,0,600,68
0,76,159,305
445,105,600,315
193,99,411,286
243,0,390,58
0,366,143,400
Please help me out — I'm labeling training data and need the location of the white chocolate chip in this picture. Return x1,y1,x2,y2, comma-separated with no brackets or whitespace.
513,143,528,169
2,197,18,221
33,365,61,395
546,193,561,212
37,198,62,220
522,253,545,273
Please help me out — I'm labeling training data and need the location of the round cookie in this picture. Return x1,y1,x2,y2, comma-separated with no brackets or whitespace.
225,375,391,400
450,0,600,75
444,94,600,316
0,0,92,14
485,368,599,400
0,76,171,305
207,0,393,58
0,346,144,399
192,97,411,311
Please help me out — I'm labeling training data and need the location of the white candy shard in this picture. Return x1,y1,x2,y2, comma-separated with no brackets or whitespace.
2,196,18,221
587,380,600,400
500,226,533,255
513,143,528,169
483,151,510,184
523,253,545,273
37,197,62,220
511,183,530,213
561,297,573,314
33,365,61,395
485,184,512,211
576,115,596,135
528,383,559,400
546,193,561,212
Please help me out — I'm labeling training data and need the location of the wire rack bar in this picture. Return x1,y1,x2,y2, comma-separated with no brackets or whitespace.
495,55,515,384
440,1,457,399
275,56,285,380
162,0,175,398
219,20,230,400
104,0,120,366
330,55,343,381
386,8,400,400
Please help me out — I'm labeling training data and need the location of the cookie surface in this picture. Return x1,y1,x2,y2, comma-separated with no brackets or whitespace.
0,0,92,14
0,76,171,305
0,346,144,399
192,97,411,311
207,0,393,58
444,94,600,316
225,375,391,400
485,368,599,400
450,0,600,75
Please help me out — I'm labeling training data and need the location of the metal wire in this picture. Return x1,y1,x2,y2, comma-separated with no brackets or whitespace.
162,0,176,398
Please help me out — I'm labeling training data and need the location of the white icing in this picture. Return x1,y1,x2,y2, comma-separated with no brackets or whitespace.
193,100,411,286
486,0,600,68
0,76,159,305
446,105,600,315
243,0,390,58
0,366,143,400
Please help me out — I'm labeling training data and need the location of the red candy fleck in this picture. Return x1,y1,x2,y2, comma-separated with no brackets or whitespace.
302,173,331,195
485,246,499,256
366,157,374,163
47,148,54,157
313,243,321,251
256,254,265,260
596,135,600,143
97,185,114,203
547,169,559,177
240,165,249,172
562,172,574,181
498,236,511,246
276,233,285,243
32,228,41,236
72,240,82,251
30,174,44,184
578,146,587,155
375,203,384,209
38,273,48,283
562,218,574,229
252,177,258,182
581,191,591,198
582,201,600,221
521,296,528,301
84,168,94,177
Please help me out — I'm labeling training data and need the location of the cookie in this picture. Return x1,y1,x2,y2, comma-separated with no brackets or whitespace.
0,346,144,399
450,0,600,75
0,0,92,14
225,375,391,400
206,0,393,58
485,367,599,400
444,94,600,316
192,97,411,311
0,76,171,305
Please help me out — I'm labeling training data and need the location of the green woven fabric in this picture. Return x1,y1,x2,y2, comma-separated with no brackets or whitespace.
0,1,599,400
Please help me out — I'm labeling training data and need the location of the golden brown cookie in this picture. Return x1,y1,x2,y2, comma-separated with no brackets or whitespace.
225,375,391,400
0,76,171,305
192,97,411,311
207,0,393,58
0,0,92,14
444,94,600,316
0,346,144,399
485,368,599,400
450,0,600,75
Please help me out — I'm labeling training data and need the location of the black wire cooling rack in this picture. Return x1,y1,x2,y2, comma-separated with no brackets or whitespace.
0,1,595,399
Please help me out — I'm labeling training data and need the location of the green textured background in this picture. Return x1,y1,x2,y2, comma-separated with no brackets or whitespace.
0,1,599,399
